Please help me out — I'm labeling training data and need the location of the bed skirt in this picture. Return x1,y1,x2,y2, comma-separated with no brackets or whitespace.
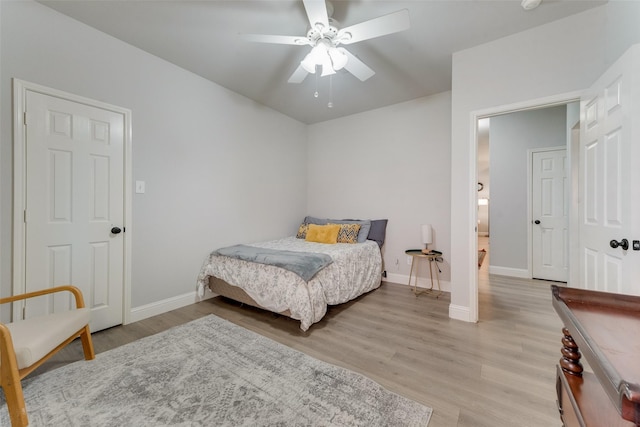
208,276,293,318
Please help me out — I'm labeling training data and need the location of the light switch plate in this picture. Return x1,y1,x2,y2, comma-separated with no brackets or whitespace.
135,180,145,194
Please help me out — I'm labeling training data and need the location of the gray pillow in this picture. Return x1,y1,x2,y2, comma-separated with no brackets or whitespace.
304,216,371,243
367,219,388,248
304,216,329,226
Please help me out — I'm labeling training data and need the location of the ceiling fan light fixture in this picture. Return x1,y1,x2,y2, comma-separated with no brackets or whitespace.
321,63,336,77
521,0,542,10
301,40,340,76
301,53,317,73
320,49,336,76
301,42,325,73
328,47,348,70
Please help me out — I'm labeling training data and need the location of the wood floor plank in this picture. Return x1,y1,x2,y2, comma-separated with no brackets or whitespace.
32,250,565,427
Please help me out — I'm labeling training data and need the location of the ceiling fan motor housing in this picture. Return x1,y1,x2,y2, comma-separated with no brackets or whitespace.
306,22,340,46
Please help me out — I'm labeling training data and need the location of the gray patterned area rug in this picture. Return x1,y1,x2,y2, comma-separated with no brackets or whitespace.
1,315,432,426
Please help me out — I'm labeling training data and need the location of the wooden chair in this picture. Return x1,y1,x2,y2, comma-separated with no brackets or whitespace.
0,285,95,426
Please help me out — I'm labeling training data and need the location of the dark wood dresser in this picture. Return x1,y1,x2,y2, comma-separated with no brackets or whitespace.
551,285,640,426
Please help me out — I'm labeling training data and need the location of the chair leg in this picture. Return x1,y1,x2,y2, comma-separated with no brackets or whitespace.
80,325,95,360
1,369,29,427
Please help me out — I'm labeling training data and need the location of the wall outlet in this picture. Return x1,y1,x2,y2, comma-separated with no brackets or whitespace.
135,180,146,194
407,256,412,265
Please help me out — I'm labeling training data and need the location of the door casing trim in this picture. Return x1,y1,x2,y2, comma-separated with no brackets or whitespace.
465,90,582,323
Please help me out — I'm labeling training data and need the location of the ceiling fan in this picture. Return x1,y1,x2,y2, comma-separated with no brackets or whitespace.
242,0,410,84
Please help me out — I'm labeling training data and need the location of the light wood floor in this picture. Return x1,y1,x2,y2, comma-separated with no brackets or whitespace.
36,240,565,427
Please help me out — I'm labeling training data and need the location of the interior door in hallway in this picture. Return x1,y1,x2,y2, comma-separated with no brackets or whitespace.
532,148,568,282
23,90,125,331
579,44,640,295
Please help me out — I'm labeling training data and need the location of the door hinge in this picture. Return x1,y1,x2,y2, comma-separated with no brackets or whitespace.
23,111,27,125
24,210,27,223
22,305,26,320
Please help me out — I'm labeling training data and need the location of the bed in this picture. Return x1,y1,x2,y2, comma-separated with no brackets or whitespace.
197,217,387,331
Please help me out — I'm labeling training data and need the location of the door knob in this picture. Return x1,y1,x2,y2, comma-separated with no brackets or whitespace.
111,227,122,234
534,220,541,225
610,239,629,250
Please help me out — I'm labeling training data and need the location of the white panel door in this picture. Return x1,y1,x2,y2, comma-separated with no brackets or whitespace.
532,149,568,282
24,90,125,331
579,44,640,294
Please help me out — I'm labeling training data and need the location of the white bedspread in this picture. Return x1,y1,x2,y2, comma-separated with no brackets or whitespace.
197,237,382,331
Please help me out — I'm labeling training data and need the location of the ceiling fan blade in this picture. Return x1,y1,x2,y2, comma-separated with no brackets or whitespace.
240,34,310,46
342,49,375,82
338,9,410,45
288,64,309,84
303,0,329,29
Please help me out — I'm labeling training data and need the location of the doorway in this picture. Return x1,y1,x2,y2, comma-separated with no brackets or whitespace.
475,103,577,292
477,118,490,273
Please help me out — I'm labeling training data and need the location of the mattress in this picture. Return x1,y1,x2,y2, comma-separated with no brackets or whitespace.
197,236,382,330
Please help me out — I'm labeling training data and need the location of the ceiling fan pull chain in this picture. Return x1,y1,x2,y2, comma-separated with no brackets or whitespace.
328,75,334,108
314,69,319,98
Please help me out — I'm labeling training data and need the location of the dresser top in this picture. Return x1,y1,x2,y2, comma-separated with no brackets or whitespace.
552,285,640,423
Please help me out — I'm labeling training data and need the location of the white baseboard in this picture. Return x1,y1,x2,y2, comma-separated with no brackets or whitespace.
488,265,530,278
449,304,474,322
383,272,451,293
128,291,215,324
128,274,452,325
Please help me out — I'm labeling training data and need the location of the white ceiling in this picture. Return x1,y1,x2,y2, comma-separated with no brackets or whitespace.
39,0,605,124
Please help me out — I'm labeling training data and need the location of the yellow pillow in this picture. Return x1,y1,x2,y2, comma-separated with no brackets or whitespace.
332,223,361,244
305,224,341,244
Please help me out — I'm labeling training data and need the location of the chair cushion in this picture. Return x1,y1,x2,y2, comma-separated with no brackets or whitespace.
4,308,90,370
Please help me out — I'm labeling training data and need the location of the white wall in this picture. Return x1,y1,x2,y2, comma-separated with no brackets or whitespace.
0,1,307,321
450,2,640,321
489,105,567,272
307,93,452,288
